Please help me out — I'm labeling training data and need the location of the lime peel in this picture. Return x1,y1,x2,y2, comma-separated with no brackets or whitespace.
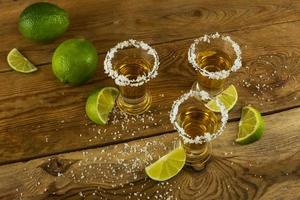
19,2,69,42
52,39,98,85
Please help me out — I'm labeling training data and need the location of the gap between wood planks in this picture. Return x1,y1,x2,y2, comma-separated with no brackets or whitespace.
1,104,300,167
0,107,299,199
1,18,300,74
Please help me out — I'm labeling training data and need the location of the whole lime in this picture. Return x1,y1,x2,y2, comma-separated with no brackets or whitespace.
52,39,99,85
19,2,69,42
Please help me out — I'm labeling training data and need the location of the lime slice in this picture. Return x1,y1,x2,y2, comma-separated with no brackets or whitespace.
206,85,238,112
145,146,186,181
236,106,264,145
85,87,119,125
7,48,38,73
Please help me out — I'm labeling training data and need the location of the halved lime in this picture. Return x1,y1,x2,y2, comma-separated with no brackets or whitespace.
206,85,238,112
7,48,37,73
85,87,119,125
145,146,186,181
236,106,264,145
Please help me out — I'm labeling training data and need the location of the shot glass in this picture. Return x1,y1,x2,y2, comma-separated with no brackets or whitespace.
170,90,228,171
188,32,242,95
104,39,160,115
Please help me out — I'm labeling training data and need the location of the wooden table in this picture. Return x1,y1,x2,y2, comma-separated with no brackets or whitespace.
0,0,300,199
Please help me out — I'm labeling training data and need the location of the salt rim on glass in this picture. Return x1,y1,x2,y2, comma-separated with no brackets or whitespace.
170,90,228,144
188,32,242,80
104,39,160,87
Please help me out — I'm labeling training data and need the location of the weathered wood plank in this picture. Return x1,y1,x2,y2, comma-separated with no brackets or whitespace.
0,21,300,164
1,0,300,70
0,107,299,200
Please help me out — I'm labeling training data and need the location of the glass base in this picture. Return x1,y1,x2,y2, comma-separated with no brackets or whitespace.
191,81,222,97
184,142,212,171
117,92,152,115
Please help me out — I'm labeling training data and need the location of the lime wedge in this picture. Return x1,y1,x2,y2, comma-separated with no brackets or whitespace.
85,87,119,125
7,48,37,73
145,146,186,181
206,85,238,112
236,106,264,145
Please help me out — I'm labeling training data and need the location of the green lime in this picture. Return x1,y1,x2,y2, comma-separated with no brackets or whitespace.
7,48,37,73
206,85,238,112
85,87,119,125
52,39,98,85
19,2,69,42
236,106,265,145
145,146,186,181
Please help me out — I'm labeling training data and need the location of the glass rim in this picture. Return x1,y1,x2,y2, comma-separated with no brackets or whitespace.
104,39,160,87
170,90,228,144
188,32,242,80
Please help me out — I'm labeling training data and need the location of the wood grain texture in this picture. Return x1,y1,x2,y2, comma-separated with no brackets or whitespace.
1,21,300,164
0,1,299,199
0,107,299,200
1,0,300,70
